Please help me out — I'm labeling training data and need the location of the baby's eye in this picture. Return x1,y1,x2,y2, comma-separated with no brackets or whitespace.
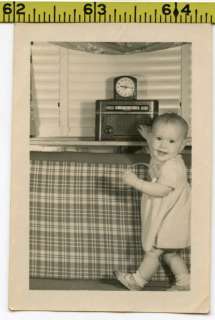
156,136,162,141
169,140,175,143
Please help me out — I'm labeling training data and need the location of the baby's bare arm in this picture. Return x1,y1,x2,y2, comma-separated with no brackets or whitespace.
137,125,151,142
123,170,172,197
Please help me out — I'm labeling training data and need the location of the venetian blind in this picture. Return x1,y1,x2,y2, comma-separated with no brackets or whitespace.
31,42,61,137
181,44,192,136
31,43,191,138
67,45,189,138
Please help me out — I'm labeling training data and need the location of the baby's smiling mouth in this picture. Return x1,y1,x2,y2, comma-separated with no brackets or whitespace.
156,150,168,156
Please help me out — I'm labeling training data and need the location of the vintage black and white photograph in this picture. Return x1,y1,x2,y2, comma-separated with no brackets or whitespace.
29,41,192,292
9,24,211,312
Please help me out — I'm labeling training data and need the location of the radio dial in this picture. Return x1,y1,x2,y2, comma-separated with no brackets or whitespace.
104,125,113,135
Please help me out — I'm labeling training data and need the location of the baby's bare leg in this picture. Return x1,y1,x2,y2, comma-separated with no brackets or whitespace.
114,248,163,290
163,251,190,289
134,248,163,286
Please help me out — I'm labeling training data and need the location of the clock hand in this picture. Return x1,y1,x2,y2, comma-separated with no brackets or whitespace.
119,85,133,89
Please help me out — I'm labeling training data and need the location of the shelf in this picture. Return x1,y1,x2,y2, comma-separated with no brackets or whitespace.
30,137,192,152
30,137,146,147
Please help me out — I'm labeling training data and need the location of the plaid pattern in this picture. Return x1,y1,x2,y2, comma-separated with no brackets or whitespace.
30,159,191,280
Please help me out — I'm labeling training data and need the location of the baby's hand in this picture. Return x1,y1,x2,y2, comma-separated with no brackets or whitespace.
137,125,151,141
122,170,138,185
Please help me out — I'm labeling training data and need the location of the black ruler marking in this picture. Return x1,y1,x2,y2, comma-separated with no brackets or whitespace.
7,13,10,23
129,14,132,23
114,9,116,22
108,14,111,23
200,14,202,23
134,6,137,23
205,12,208,23
13,1,16,23
73,9,76,23
48,14,51,23
159,15,162,23
144,12,147,22
119,14,121,23
78,14,81,23
53,5,56,23
33,8,36,22
195,9,198,23
154,9,157,23
124,11,127,23
43,12,46,23
68,14,71,23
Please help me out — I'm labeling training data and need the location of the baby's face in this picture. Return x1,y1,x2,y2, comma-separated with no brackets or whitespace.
151,122,186,162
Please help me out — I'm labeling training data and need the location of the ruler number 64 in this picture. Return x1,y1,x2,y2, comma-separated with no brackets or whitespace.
3,3,25,15
162,3,191,15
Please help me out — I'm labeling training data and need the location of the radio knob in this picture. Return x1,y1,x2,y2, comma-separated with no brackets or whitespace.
104,125,113,134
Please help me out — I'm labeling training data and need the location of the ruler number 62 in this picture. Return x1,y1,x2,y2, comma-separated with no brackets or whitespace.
162,3,191,15
3,3,25,15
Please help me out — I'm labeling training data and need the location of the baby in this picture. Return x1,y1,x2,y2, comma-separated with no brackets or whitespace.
115,113,191,291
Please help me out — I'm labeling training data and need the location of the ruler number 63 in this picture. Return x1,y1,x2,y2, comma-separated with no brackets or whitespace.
162,3,191,15
3,3,25,15
84,3,106,15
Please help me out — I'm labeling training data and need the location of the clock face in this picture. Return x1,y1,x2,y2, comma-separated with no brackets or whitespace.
115,76,137,99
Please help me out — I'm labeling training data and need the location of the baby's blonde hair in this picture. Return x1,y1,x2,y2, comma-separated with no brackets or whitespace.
152,113,189,138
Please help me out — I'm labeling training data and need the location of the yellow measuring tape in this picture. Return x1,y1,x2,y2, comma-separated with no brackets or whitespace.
0,2,214,24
